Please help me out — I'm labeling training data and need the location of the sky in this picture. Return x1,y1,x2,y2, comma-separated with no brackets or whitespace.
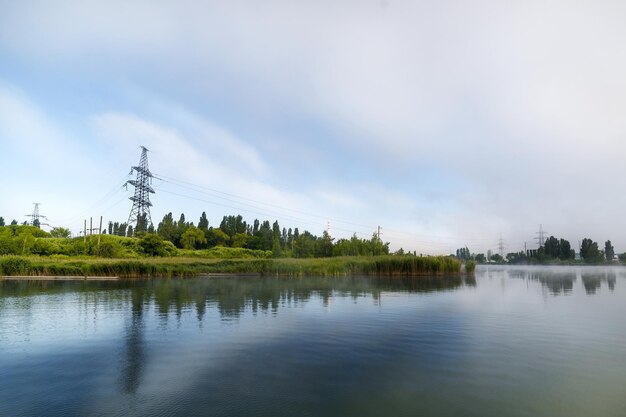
1,0,626,255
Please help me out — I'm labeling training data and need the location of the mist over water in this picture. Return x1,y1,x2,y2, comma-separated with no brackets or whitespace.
1,267,626,416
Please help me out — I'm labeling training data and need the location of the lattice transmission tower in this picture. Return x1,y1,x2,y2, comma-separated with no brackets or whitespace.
25,203,48,228
125,146,155,232
535,224,547,248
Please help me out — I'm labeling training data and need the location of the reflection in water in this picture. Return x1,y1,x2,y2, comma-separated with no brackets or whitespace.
2,269,626,417
0,275,474,399
507,269,576,295
506,267,619,295
121,286,146,394
0,275,473,320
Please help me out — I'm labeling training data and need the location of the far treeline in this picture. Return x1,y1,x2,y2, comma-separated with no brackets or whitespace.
455,236,620,264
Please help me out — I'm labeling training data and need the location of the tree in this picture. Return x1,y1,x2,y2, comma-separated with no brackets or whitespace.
559,239,573,260
181,226,207,250
139,234,175,256
581,238,602,263
0,217,4,226
10,219,17,226
506,251,527,264
605,240,615,261
474,253,486,263
544,236,560,259
207,228,230,246
50,227,71,238
491,253,504,263
136,213,148,235
157,212,177,243
231,232,248,248
456,247,471,261
198,212,209,231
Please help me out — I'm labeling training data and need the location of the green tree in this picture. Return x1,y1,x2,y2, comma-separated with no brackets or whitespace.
50,227,71,238
181,226,207,250
207,228,230,246
198,212,209,231
231,232,248,248
474,253,486,263
136,213,148,235
581,238,602,263
491,253,504,263
293,232,316,258
544,236,560,258
605,240,615,261
157,212,177,243
139,233,175,256
0,217,4,226
559,239,573,260
456,247,471,261
314,231,333,257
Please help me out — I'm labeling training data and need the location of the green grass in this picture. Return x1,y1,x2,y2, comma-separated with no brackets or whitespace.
0,255,467,278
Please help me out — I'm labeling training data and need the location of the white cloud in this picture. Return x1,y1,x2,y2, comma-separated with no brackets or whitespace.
3,1,626,252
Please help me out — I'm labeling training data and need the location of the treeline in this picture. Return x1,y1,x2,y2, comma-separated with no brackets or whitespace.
455,236,620,265
147,212,390,258
0,213,390,259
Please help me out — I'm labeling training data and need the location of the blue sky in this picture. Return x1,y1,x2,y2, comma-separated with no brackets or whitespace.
2,0,626,254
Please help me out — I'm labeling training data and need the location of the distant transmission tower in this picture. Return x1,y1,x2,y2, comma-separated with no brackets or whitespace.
535,224,547,248
497,234,505,258
125,146,155,232
25,203,48,228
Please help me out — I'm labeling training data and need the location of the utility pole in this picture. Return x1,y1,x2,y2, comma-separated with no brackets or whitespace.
377,226,382,241
84,220,87,243
97,216,103,249
125,146,155,234
535,224,547,248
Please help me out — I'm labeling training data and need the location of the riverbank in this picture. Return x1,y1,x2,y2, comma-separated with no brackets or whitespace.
0,255,471,278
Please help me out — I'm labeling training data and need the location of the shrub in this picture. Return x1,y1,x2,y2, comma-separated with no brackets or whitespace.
139,234,177,257
0,256,33,275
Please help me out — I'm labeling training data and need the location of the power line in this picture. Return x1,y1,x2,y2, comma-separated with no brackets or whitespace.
156,187,374,238
155,173,495,244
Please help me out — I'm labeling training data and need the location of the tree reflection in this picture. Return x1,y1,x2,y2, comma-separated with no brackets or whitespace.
581,273,601,294
579,272,618,295
506,268,619,295
525,271,577,295
120,285,146,394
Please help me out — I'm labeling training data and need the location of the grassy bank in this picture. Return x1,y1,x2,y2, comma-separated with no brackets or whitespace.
0,255,466,278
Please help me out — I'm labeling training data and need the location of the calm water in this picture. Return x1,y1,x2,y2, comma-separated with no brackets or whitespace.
2,266,626,416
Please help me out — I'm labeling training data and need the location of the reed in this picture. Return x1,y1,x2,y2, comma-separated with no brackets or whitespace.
1,255,465,278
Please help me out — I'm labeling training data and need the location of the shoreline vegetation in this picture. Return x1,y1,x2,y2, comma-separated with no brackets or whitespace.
0,254,472,278
0,222,475,279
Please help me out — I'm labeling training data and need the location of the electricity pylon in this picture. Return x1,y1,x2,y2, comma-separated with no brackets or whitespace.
25,203,48,228
125,146,155,233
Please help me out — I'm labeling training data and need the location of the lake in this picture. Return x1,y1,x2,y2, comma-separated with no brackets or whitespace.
1,266,626,416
